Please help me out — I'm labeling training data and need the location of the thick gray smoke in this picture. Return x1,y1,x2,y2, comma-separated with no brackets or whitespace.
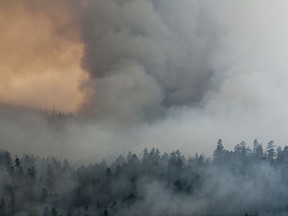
79,0,217,122
2,0,288,160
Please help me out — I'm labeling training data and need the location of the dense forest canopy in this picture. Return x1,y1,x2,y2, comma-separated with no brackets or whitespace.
1,139,288,216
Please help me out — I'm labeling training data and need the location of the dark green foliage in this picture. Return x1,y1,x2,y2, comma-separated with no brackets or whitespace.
51,207,58,216
1,140,288,215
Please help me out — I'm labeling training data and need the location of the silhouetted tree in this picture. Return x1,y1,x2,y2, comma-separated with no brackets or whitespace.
213,139,225,164
51,207,58,216
40,188,48,203
15,156,20,168
104,209,109,216
266,140,276,161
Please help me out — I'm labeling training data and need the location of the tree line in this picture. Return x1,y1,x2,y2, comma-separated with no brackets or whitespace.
1,139,288,216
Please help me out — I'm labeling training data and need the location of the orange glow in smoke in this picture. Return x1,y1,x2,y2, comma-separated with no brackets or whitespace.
0,1,86,113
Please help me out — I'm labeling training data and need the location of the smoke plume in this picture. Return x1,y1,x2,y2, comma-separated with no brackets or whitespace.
1,0,288,159
79,0,217,122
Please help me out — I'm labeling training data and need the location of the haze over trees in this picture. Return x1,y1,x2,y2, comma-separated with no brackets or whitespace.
0,139,288,216
2,1,288,215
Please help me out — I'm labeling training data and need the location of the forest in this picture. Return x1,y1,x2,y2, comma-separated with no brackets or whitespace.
2,0,288,215
1,139,288,216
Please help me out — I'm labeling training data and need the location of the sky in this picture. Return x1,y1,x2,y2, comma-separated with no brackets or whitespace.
1,0,288,160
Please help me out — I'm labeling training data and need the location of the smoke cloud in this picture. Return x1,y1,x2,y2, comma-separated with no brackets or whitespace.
0,0,86,112
1,0,288,160
79,0,217,121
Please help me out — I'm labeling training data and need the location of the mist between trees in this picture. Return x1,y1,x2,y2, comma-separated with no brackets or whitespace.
0,139,288,216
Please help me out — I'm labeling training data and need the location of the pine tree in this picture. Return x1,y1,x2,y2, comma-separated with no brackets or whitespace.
105,168,112,177
253,139,263,159
197,154,205,166
40,188,48,203
213,139,225,164
15,157,20,168
266,140,275,161
51,207,58,216
214,139,224,157
103,209,109,216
